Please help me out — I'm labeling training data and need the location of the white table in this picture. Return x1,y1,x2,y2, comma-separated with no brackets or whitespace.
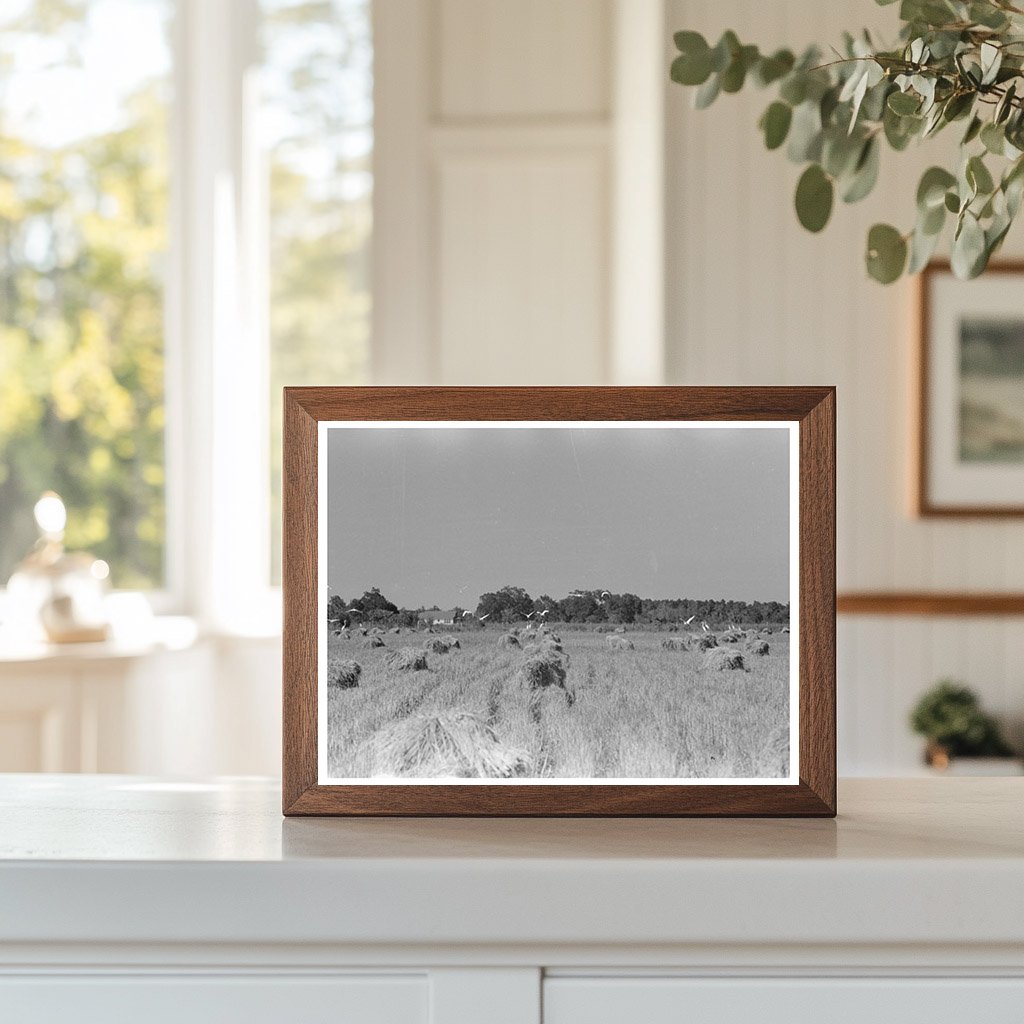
1,776,1022,1023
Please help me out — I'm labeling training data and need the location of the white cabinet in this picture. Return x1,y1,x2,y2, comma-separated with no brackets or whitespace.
1,975,428,1024
1,778,1022,1024
545,978,1024,1024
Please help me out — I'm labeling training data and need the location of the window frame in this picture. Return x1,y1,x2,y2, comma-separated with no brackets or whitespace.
0,0,371,634
167,0,280,633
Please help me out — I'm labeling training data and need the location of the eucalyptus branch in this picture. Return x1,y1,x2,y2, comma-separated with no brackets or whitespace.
670,0,1024,283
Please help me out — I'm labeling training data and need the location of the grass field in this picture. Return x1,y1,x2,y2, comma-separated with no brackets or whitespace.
325,628,790,780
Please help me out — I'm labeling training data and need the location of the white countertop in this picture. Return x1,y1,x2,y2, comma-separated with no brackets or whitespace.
1,776,1022,951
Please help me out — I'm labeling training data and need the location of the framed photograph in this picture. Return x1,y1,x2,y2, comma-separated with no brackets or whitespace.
283,387,835,816
917,261,1024,516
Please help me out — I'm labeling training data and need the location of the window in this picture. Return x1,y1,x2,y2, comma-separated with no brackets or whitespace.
262,0,373,581
0,0,373,615
0,0,172,589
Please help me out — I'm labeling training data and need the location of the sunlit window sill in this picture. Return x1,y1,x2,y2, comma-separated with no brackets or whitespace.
0,616,201,666
0,582,284,660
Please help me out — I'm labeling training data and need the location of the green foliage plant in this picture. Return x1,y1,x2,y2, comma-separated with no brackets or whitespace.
670,0,1024,283
909,679,1015,756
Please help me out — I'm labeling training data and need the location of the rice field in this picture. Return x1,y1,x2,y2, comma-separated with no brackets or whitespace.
325,627,791,780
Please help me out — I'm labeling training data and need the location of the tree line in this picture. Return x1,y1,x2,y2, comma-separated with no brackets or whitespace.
328,585,788,627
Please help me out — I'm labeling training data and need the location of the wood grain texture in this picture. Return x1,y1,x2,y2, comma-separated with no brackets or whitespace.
282,392,319,812
282,387,836,817
916,260,1024,518
798,389,837,812
838,592,1024,616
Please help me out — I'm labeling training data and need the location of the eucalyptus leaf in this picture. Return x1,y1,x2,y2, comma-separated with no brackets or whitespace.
981,121,1006,155
914,75,937,111
967,154,995,195
927,30,963,60
820,85,841,126
942,91,974,122
908,221,943,273
962,115,983,145
920,199,946,235
710,31,740,73
840,58,885,130
754,49,795,87
760,101,793,150
917,166,957,210
861,79,892,122
866,223,908,283
903,0,959,28
779,73,808,106
842,137,881,203
977,192,996,220
671,51,711,87
822,128,864,178
787,101,823,162
884,106,922,150
951,211,987,278
922,102,946,137
995,82,1018,125
721,44,759,93
980,42,1003,86
694,73,721,109
795,164,834,232
1006,173,1024,218
970,2,1009,29
1004,158,1024,216
888,90,921,115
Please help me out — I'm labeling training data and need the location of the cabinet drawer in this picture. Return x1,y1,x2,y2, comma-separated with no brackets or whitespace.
544,977,1024,1024
0,974,427,1024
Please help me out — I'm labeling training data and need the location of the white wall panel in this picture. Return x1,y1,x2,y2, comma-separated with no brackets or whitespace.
438,0,611,120
437,151,608,384
376,0,622,388
666,0,1024,773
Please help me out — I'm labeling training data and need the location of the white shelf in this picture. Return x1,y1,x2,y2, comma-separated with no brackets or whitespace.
3,775,1023,1020
1,776,1023,952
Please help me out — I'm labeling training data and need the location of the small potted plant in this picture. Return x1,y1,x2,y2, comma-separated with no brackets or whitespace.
910,680,1020,773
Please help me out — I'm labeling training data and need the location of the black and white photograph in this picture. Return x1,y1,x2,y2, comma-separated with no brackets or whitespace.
318,422,798,784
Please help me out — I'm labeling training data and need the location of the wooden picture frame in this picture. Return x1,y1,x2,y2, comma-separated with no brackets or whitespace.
283,387,836,817
917,260,1024,517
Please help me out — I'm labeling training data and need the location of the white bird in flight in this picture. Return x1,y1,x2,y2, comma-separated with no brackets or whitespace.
684,615,696,625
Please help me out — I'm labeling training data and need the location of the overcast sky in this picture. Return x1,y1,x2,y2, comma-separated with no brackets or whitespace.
326,425,792,610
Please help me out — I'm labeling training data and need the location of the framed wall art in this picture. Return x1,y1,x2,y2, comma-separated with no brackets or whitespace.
282,387,836,816
917,261,1024,517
